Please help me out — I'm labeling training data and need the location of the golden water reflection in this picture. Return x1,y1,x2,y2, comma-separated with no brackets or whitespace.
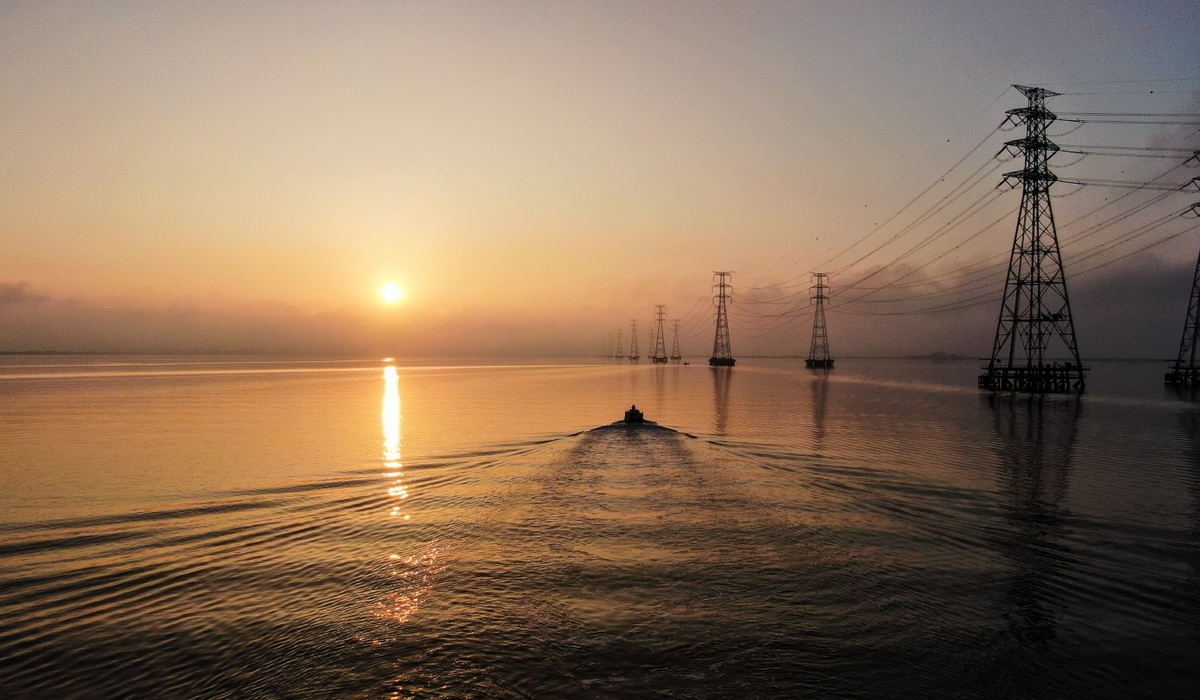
377,364,439,630
382,365,408,519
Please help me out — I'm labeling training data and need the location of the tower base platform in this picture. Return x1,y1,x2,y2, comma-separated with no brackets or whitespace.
1165,366,1200,386
979,363,1086,393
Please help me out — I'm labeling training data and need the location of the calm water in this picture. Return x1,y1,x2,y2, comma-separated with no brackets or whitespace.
1,356,1197,698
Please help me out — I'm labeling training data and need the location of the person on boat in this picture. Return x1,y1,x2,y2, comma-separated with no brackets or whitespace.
624,404,644,423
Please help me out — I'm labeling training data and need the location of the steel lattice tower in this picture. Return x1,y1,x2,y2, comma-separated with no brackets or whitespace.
979,85,1086,393
651,305,669,363
628,319,640,361
1166,242,1200,386
805,272,834,369
670,319,682,362
615,328,623,359
709,271,735,367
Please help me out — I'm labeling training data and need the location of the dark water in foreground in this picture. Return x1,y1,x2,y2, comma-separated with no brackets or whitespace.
1,357,1198,698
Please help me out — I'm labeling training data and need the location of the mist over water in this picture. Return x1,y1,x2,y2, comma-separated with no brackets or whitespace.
1,357,1197,697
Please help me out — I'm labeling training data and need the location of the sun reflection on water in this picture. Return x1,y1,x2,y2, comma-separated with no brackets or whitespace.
382,365,409,517
377,363,441,629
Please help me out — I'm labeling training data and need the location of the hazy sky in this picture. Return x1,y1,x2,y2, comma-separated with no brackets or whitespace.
2,1,1198,357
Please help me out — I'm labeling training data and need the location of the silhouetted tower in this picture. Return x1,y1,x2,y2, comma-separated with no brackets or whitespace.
1167,238,1200,386
615,328,623,360
628,319,640,361
651,305,669,363
805,272,834,369
709,271,735,367
670,319,682,362
979,85,1086,393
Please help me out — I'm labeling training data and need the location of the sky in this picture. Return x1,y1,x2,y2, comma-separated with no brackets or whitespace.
2,1,1198,358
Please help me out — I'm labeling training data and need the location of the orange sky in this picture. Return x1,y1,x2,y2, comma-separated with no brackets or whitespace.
2,2,1198,357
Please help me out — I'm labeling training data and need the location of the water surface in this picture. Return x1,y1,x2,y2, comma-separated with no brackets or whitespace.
1,357,1197,697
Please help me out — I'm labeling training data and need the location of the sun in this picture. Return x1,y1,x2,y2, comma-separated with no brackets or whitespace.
380,282,405,304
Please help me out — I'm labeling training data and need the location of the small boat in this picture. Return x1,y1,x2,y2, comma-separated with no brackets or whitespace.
586,406,689,436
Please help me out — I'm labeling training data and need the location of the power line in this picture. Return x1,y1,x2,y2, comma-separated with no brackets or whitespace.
815,124,1003,271
1056,176,1200,191
1033,78,1200,86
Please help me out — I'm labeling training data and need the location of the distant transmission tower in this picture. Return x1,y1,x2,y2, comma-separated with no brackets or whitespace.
1167,242,1200,386
628,319,640,361
979,85,1086,393
615,328,623,360
709,271,735,367
670,319,682,362
651,305,669,363
805,272,834,369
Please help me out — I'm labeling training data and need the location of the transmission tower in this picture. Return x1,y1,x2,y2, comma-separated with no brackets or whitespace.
628,319,640,361
1167,242,1200,386
651,305,669,363
670,319,682,362
615,328,623,360
805,272,834,369
979,85,1086,393
709,271,735,367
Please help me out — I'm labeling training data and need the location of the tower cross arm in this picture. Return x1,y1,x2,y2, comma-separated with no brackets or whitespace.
1003,105,1058,126
1003,168,1058,185
1013,84,1061,100
1002,136,1060,158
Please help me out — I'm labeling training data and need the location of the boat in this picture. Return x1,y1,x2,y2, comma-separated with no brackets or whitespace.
587,405,682,434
